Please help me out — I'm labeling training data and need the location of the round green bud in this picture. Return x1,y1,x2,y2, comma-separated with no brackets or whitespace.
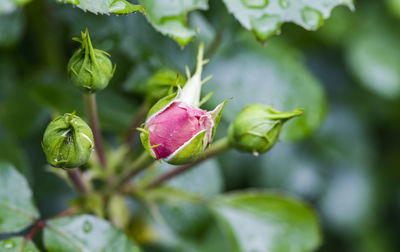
228,104,303,155
67,29,115,93
42,113,94,168
144,69,185,106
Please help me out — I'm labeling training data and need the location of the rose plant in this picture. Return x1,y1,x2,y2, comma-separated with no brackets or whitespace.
0,0,362,251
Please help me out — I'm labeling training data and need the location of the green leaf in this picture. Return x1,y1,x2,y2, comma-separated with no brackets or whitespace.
140,0,208,46
0,11,24,47
44,214,141,252
222,0,354,41
211,190,321,252
204,41,326,141
0,162,39,234
0,237,40,251
346,24,400,99
57,0,144,15
0,0,31,15
154,159,223,237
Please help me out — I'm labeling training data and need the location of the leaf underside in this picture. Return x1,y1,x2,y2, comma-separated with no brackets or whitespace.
140,0,208,46
222,0,354,41
0,162,39,234
57,0,144,15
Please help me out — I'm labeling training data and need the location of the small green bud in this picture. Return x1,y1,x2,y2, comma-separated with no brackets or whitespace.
145,69,186,106
67,29,115,93
42,113,94,168
228,105,303,155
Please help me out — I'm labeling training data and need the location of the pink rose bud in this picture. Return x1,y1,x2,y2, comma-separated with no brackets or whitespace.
139,44,228,165
147,102,213,159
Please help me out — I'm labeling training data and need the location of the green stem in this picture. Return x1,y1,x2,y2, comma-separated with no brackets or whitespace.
145,137,231,189
112,151,155,191
126,103,149,145
84,94,107,169
67,168,89,194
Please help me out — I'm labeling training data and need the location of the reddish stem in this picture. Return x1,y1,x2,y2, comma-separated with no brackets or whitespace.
21,221,46,251
67,168,89,194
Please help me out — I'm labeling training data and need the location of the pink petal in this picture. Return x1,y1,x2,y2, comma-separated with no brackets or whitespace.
147,102,213,159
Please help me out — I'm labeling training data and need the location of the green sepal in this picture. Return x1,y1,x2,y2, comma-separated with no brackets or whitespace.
198,91,214,107
146,92,178,121
210,99,230,140
67,29,115,93
138,128,156,159
165,130,207,165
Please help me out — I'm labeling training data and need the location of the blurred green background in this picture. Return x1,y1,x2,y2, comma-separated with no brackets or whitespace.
1,0,400,251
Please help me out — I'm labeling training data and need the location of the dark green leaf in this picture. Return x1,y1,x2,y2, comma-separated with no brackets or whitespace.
140,0,208,46
0,237,40,251
0,162,39,234
43,214,141,252
222,0,354,41
0,11,24,47
57,0,144,15
211,190,321,252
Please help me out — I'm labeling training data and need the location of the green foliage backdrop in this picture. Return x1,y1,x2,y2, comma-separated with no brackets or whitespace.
1,0,400,251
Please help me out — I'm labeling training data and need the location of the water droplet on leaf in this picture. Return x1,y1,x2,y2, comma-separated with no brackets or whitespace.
279,0,290,9
83,220,92,233
301,7,323,30
250,15,282,41
242,0,268,8
3,239,15,249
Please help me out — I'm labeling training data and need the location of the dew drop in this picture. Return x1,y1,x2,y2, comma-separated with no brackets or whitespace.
83,220,92,233
242,0,268,9
279,0,290,9
3,239,15,249
250,14,281,41
301,7,323,30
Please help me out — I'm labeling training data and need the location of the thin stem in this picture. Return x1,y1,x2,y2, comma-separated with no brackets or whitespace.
112,151,155,191
85,93,107,169
22,220,46,251
146,137,230,189
126,103,149,145
67,168,89,194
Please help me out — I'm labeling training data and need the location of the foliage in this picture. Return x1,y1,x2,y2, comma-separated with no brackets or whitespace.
1,0,400,252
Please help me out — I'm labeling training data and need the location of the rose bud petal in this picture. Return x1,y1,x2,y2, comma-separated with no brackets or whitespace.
139,44,228,165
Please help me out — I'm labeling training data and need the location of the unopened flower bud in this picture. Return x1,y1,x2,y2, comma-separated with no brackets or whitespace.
144,69,186,106
228,105,303,155
42,113,94,168
67,29,115,93
139,44,228,165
